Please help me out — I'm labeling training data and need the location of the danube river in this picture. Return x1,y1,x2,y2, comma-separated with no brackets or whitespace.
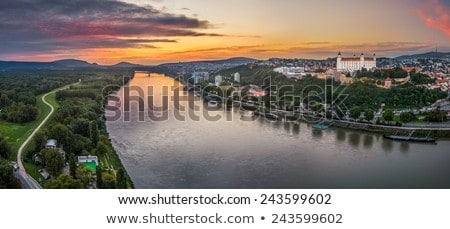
106,72,450,188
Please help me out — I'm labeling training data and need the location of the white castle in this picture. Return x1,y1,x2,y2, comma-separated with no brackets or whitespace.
336,52,376,72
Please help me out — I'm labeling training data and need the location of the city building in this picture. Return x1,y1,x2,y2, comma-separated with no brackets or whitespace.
191,71,209,84
45,139,57,149
339,73,354,84
214,75,223,86
243,84,266,97
234,72,240,83
274,66,305,78
383,77,392,89
337,52,376,72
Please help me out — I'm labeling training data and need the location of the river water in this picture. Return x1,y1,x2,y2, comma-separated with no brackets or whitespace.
106,72,450,188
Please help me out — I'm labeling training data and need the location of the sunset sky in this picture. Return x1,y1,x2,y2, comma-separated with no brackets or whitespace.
0,0,449,64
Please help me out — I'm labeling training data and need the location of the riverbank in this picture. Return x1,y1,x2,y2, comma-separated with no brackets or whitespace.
187,87,450,139
330,120,450,139
24,73,134,189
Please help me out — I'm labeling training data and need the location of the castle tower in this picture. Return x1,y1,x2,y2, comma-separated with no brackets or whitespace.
337,52,342,71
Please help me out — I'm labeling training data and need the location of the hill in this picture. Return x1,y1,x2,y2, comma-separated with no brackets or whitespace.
143,57,258,77
111,62,143,68
0,61,64,71
0,59,101,71
0,59,143,71
200,57,257,65
396,52,450,60
51,59,94,68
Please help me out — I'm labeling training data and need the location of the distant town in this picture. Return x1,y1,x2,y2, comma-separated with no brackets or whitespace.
148,51,450,128
153,52,450,92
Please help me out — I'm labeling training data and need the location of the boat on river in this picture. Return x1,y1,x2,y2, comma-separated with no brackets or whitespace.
383,130,436,143
312,121,330,130
207,100,219,107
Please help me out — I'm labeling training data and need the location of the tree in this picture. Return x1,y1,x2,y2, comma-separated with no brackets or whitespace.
2,102,38,123
33,130,48,151
65,133,92,155
399,112,415,123
41,148,64,177
89,121,99,146
425,111,448,122
95,142,108,156
96,167,103,189
0,135,11,159
102,173,116,189
0,159,21,188
365,109,375,121
0,94,12,108
43,175,83,189
116,168,127,189
383,109,394,122
76,165,94,188
349,106,362,120
71,118,91,137
49,123,69,144
68,153,77,178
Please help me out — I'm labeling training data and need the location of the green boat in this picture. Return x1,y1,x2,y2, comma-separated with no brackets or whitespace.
312,121,329,130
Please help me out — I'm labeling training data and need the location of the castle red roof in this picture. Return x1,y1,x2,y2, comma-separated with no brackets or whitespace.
341,57,360,61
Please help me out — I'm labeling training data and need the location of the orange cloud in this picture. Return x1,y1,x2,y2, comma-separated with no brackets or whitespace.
418,0,450,38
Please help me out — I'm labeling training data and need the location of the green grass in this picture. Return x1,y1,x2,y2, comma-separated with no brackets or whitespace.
0,83,75,162
1,93,52,161
23,161,44,183
45,92,60,110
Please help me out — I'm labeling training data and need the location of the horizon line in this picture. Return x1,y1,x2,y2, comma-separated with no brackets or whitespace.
1,50,449,66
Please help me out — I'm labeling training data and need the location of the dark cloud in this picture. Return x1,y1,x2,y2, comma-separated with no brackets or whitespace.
0,0,222,54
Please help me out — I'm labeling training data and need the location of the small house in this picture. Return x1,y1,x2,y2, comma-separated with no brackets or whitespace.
45,139,57,149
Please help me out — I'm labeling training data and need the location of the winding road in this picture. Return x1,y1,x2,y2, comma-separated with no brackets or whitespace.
16,84,73,189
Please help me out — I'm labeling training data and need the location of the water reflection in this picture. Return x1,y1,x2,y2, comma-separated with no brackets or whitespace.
106,72,450,188
381,139,394,153
348,133,361,147
284,122,291,134
336,129,346,142
311,128,323,138
292,123,300,135
363,135,374,149
399,142,410,154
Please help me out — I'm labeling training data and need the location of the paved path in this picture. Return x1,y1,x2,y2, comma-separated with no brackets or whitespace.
17,84,74,189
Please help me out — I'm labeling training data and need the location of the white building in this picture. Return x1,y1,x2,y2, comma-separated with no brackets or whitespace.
234,72,240,83
336,52,376,72
214,75,223,86
191,71,209,84
274,66,305,78
45,139,57,149
77,155,99,166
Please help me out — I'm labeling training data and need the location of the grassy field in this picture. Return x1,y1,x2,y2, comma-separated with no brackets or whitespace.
1,93,52,161
1,83,71,161
45,92,60,110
